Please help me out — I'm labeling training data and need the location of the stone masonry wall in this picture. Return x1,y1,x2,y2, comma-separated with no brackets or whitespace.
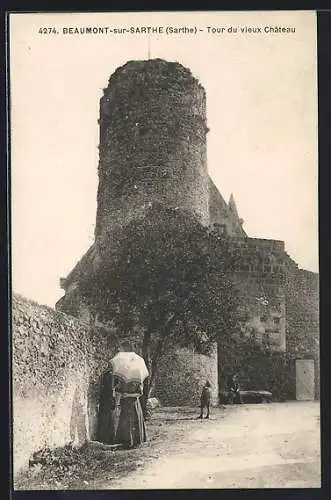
225,237,287,352
233,272,286,352
12,293,121,478
154,344,219,407
95,59,210,239
285,267,320,399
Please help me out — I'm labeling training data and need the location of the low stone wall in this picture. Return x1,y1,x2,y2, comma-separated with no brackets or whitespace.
154,344,219,407
12,293,121,478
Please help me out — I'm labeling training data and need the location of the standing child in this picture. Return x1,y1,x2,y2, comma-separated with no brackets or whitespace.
198,381,212,419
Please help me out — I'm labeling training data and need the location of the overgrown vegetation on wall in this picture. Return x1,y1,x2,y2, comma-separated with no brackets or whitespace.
13,294,90,399
12,293,121,476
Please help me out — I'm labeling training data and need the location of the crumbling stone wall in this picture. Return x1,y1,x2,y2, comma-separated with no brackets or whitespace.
95,59,210,239
233,273,286,351
285,268,319,355
154,344,218,407
224,237,288,352
12,293,121,477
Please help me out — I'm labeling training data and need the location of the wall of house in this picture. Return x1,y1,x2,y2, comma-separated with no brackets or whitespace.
12,293,121,478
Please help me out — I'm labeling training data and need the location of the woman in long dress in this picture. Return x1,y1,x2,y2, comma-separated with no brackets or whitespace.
115,380,147,449
97,371,120,444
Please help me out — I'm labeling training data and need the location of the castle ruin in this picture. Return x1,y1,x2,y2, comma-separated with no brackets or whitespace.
12,58,319,479
56,59,319,405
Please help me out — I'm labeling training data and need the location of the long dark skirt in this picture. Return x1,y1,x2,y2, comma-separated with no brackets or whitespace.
97,372,118,444
116,396,147,449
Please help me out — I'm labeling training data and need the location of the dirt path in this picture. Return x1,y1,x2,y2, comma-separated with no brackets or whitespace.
98,401,320,489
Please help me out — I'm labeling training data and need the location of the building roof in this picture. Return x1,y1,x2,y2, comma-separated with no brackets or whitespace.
208,178,247,237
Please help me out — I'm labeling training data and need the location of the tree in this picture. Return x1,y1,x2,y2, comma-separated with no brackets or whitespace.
79,204,242,413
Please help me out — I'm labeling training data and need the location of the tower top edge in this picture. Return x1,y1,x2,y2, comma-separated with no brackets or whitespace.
106,59,204,90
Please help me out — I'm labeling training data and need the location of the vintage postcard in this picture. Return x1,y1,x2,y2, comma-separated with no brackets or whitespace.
9,11,320,490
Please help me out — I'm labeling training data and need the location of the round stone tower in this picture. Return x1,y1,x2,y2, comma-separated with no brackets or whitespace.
95,58,210,239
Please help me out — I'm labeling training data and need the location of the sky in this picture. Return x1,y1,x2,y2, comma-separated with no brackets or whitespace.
10,11,318,307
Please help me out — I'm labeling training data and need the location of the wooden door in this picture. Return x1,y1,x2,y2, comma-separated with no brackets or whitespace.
296,359,315,401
